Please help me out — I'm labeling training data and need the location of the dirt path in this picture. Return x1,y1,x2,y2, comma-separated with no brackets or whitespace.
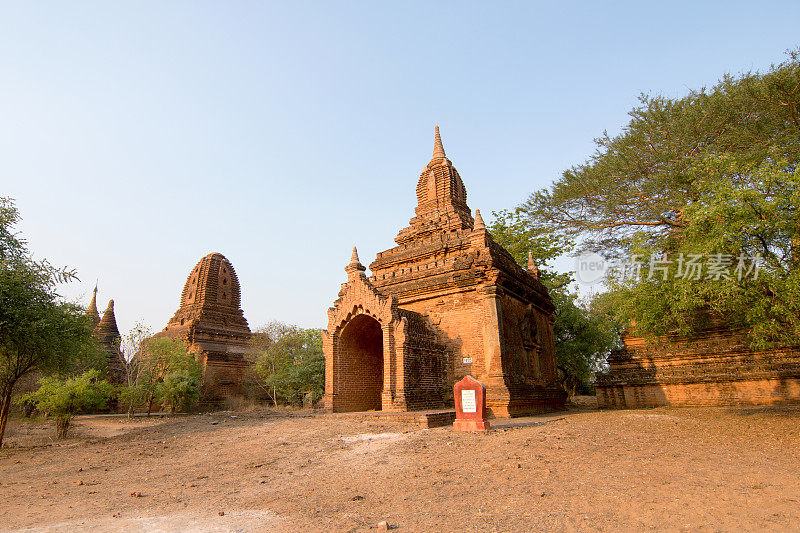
1,405,799,531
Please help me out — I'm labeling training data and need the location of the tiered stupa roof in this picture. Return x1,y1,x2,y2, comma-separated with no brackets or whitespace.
95,299,120,342
395,126,474,244
164,252,249,330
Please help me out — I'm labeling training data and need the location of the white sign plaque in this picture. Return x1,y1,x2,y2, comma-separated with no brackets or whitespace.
461,389,477,413
462,357,472,364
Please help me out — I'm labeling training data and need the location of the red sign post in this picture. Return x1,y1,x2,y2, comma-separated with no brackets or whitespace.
453,375,490,432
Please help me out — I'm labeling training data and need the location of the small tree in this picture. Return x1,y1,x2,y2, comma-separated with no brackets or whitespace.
117,322,152,417
251,322,324,406
20,369,112,439
0,197,101,447
156,369,201,414
137,337,202,414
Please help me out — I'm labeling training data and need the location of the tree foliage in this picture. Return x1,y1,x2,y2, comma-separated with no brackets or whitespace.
117,322,152,416
488,211,618,394
127,336,202,415
156,369,201,414
250,322,324,407
20,369,112,439
524,50,800,346
0,197,101,447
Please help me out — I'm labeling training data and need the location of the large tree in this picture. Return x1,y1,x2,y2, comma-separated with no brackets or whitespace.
524,50,800,346
0,197,99,447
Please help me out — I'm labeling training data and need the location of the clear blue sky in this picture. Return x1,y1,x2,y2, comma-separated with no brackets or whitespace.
2,1,798,335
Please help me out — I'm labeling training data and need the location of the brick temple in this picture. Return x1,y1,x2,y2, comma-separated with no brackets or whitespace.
323,127,566,417
596,320,800,408
85,287,125,383
156,252,252,401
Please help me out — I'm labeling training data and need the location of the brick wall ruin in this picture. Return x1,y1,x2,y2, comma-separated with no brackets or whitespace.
596,326,800,408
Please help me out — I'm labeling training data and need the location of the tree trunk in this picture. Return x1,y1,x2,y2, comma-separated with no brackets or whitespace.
147,393,154,417
56,417,70,439
272,385,278,408
0,387,13,449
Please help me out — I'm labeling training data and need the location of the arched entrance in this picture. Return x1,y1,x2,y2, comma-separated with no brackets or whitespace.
337,314,384,411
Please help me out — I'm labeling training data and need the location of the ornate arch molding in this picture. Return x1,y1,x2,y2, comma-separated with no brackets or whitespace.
326,273,400,334
323,270,412,412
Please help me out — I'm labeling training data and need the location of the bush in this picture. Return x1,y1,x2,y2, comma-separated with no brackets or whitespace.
156,369,201,414
20,369,112,439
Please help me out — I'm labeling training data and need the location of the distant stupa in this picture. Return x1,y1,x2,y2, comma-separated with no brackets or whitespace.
155,252,252,401
86,288,125,383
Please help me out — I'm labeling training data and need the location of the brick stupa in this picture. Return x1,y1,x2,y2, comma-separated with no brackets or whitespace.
156,252,252,401
87,291,125,384
323,127,566,416
85,285,101,327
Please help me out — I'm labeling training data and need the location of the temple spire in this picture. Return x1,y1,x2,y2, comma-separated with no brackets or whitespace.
86,284,100,327
346,246,366,277
528,251,540,279
431,125,446,161
474,209,486,231
96,299,120,337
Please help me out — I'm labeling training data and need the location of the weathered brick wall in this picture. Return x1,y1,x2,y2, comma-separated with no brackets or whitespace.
598,379,800,408
498,294,551,385
397,309,449,409
596,329,800,408
201,355,253,399
400,289,487,403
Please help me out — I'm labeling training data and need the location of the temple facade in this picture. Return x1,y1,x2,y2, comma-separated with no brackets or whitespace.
596,324,800,408
323,128,566,417
156,252,252,401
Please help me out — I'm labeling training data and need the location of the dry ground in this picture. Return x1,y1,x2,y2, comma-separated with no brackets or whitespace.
1,403,799,532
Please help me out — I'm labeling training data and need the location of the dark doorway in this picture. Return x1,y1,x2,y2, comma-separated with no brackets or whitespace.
337,314,384,411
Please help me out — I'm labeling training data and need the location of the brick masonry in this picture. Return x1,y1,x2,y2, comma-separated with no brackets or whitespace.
86,288,126,384
154,252,252,402
323,128,566,417
596,325,800,408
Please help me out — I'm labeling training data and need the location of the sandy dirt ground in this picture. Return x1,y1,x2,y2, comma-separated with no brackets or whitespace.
1,404,799,532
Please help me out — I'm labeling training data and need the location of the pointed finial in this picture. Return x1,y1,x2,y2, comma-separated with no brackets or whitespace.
86,284,101,325
528,251,540,279
106,299,115,311
432,125,446,161
474,209,485,231
345,246,366,276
